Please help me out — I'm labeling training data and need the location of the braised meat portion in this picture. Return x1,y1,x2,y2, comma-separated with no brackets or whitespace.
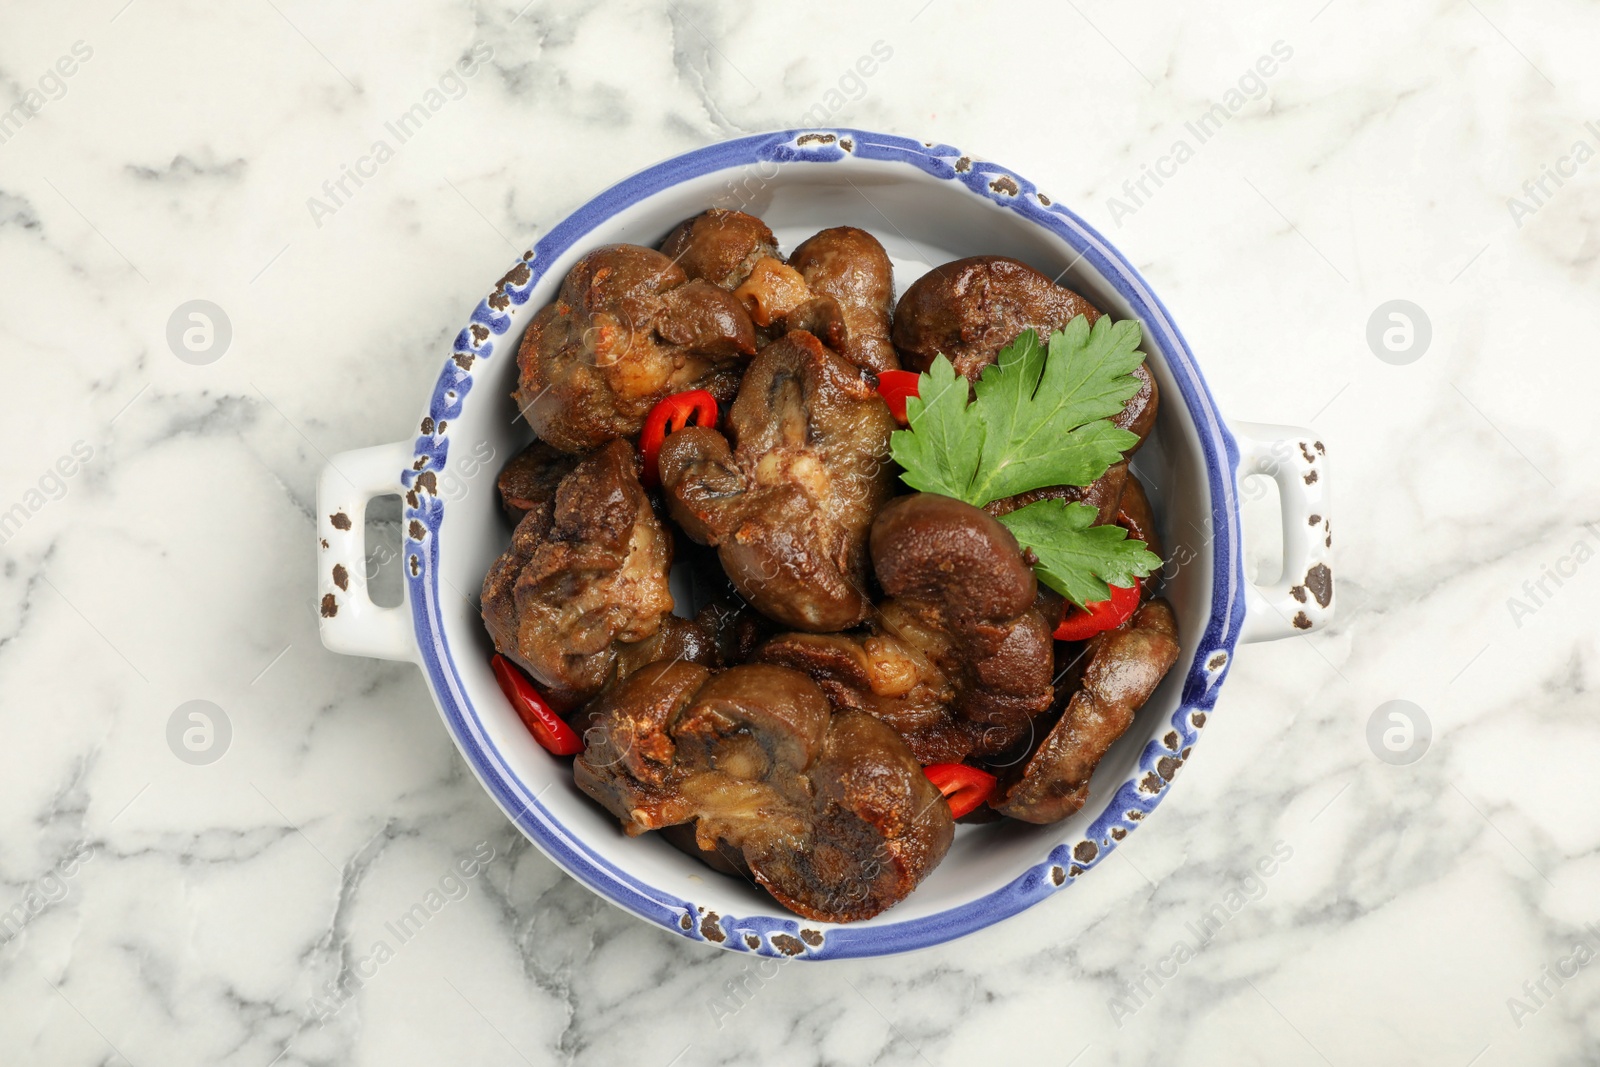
785,227,898,373
986,460,1129,526
759,494,1056,764
1115,360,1159,450
726,227,899,373
574,662,954,922
756,625,949,756
660,209,781,290
496,440,581,524
657,331,896,632
481,440,685,710
866,494,1056,758
892,254,1159,518
1113,470,1162,561
991,599,1180,824
731,257,813,330
516,245,757,453
571,660,710,833
892,255,1100,382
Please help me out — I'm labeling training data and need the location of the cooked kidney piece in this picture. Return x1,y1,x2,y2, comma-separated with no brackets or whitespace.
728,227,899,374
660,209,781,290
496,440,581,523
1113,470,1163,561
895,252,1161,540
892,255,1100,382
516,245,757,453
987,459,1130,526
759,494,1056,765
574,661,954,922
785,227,898,373
991,599,1180,824
657,330,896,632
481,439,701,710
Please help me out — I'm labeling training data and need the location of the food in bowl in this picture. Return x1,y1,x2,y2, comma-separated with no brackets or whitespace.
479,209,1180,922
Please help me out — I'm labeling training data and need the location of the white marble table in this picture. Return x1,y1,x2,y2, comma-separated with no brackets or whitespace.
3,0,1597,1063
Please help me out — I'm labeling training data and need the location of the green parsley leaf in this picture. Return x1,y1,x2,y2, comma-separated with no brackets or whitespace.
888,354,983,500
997,499,1163,608
888,316,1148,508
967,317,1146,504
887,316,1162,608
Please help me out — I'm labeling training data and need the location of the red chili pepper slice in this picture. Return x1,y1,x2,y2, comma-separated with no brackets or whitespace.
923,763,998,819
491,654,585,756
874,370,921,426
639,389,719,487
1053,578,1141,642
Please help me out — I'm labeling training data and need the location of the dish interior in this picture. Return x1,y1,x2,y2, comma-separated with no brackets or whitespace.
428,155,1213,930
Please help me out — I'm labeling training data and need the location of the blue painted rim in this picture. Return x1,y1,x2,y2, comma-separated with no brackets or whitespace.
397,129,1245,960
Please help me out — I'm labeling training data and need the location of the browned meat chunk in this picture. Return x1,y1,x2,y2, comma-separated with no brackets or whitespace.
516,245,757,453
893,254,1160,520
986,460,1129,527
612,615,721,683
570,660,709,831
783,294,849,356
1116,362,1159,452
991,599,1180,824
481,440,683,710
758,494,1055,764
756,626,953,756
574,663,954,922
1114,470,1162,561
660,209,780,290
892,255,1101,382
657,331,896,632
496,440,580,524
786,227,898,373
732,257,812,327
726,227,899,373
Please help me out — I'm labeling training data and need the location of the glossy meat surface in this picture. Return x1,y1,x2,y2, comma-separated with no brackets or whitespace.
516,244,757,453
1116,362,1159,451
496,440,580,523
1114,470,1162,561
891,255,1101,382
759,493,1056,764
658,331,896,632
659,209,780,290
480,440,679,709
992,599,1180,824
573,663,954,921
986,460,1129,526
731,257,812,327
786,227,899,373
571,660,710,832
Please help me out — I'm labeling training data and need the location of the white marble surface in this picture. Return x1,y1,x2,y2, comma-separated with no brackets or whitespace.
3,0,1598,1063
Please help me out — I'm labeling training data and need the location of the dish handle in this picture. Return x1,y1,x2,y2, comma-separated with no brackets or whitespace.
1231,421,1334,643
315,440,419,663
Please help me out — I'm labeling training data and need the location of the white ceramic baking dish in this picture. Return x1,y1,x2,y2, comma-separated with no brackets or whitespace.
315,129,1333,959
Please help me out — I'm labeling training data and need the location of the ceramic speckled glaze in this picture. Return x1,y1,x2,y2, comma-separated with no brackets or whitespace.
315,129,1334,960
